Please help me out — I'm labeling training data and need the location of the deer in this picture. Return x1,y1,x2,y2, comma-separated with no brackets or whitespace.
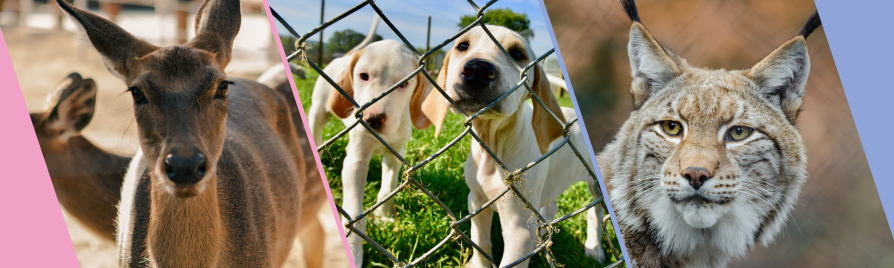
29,72,129,242
56,0,326,266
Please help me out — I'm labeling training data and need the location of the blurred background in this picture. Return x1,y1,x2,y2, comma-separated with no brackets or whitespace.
1,0,344,267
543,0,894,266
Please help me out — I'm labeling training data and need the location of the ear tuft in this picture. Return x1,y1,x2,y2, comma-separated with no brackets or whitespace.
627,23,679,108
799,11,822,38
748,37,810,124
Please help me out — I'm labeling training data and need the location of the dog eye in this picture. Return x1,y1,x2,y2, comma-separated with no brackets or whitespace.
660,121,683,136
216,81,231,98
398,81,409,88
509,49,526,61
726,126,753,141
360,73,369,81
128,87,147,104
456,42,469,52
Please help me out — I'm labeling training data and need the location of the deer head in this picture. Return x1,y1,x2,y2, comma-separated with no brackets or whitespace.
58,0,242,198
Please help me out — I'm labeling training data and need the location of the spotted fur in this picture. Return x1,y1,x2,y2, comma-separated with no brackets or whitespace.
598,1,818,267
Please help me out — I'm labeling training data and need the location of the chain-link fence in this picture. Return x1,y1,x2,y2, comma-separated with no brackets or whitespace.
271,1,624,267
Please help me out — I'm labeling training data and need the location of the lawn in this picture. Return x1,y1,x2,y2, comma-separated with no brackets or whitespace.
294,67,623,267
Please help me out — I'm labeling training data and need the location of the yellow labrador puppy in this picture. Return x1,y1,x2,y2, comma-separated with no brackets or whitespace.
422,25,606,267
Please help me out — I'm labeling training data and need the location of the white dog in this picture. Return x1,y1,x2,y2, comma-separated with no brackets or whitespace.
422,25,606,267
308,39,432,267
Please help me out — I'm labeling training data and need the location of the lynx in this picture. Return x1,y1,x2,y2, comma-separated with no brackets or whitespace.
596,1,822,267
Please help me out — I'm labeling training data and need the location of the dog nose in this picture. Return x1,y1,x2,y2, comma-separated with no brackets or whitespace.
461,59,497,88
682,167,711,190
364,113,386,131
164,148,207,185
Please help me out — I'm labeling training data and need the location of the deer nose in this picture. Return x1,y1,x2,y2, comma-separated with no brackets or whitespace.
164,148,207,185
460,59,497,88
682,167,711,190
364,113,386,131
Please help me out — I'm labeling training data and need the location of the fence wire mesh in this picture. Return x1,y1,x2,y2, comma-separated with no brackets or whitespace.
271,1,624,267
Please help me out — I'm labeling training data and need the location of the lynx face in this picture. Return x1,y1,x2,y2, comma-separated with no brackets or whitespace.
599,20,812,267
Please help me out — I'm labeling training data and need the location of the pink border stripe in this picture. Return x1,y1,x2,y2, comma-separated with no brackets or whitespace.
259,1,357,267
0,30,81,266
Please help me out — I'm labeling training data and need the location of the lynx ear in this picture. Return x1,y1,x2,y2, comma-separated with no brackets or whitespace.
328,50,363,119
57,0,158,84
421,49,452,137
627,22,680,108
747,37,810,124
531,64,565,155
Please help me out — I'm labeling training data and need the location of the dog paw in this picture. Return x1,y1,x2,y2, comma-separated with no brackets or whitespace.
584,245,606,263
372,208,396,222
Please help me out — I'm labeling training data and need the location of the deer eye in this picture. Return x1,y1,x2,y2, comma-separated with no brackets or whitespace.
456,42,469,52
509,49,526,61
216,81,231,98
726,126,753,141
359,73,369,81
128,87,147,104
660,121,683,136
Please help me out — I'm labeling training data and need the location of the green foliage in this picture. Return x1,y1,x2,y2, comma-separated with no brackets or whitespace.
292,69,621,267
458,8,534,41
326,29,384,57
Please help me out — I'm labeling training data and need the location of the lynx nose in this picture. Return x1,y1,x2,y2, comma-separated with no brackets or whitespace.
682,167,711,190
460,59,497,88
164,148,208,185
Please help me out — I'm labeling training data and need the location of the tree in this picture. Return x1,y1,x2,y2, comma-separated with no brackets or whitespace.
326,29,383,57
458,8,533,41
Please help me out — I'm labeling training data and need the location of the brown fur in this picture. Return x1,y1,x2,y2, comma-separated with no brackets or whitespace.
329,50,364,119
56,0,322,266
29,73,129,242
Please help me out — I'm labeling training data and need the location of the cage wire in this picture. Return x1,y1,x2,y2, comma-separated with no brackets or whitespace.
271,1,625,267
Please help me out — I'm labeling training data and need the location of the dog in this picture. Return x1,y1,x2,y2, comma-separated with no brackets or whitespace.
422,25,606,267
308,39,432,266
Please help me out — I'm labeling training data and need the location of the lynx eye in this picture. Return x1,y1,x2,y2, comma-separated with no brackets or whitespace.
727,126,753,141
660,121,683,136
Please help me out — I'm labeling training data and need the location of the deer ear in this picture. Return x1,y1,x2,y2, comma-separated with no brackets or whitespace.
56,0,158,84
747,37,810,124
421,49,452,137
188,0,241,69
410,71,433,130
531,64,565,155
328,50,362,119
627,22,679,108
45,73,98,142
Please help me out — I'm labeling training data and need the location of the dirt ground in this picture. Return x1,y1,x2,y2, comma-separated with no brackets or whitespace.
3,9,349,268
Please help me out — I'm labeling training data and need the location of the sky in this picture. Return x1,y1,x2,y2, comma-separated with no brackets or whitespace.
268,0,554,56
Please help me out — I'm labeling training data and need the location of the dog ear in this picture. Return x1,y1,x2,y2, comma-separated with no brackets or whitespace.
328,50,363,119
531,64,565,155
44,73,98,142
187,0,241,70
421,49,452,137
747,36,810,124
410,71,433,129
627,22,680,109
56,0,158,84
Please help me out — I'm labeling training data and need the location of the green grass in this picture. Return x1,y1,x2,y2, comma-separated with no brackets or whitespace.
295,67,622,267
